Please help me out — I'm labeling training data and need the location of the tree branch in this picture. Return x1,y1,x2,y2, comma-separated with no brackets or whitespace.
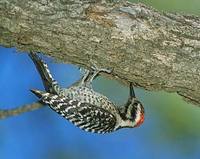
0,0,200,106
0,102,44,119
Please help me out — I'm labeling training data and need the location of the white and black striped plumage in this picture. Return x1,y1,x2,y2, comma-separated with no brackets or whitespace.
31,90,117,133
29,52,144,134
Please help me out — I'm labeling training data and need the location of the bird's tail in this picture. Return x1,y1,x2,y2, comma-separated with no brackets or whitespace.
30,89,67,111
30,89,45,99
29,52,62,94
30,89,58,105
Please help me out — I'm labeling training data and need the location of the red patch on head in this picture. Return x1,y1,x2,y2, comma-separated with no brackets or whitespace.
135,113,144,127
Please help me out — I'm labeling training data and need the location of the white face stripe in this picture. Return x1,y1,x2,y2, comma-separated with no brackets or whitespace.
126,98,138,119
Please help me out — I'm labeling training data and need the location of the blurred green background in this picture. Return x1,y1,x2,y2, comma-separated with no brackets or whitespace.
131,0,200,15
0,0,200,159
99,0,200,157
131,0,200,157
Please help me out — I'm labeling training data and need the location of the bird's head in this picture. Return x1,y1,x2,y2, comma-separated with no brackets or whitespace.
117,83,145,129
124,98,145,127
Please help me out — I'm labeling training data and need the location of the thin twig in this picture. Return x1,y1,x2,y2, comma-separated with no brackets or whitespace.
0,102,44,119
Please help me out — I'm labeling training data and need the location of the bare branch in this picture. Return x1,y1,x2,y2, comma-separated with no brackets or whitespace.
0,102,44,119
0,0,200,106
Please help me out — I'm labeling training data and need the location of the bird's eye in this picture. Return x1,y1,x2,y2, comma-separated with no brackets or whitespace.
133,101,139,107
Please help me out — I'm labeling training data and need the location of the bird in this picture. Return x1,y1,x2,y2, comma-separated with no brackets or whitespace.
29,52,144,134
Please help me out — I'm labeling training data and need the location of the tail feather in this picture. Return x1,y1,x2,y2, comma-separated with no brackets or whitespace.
30,89,64,108
30,89,46,99
29,52,62,94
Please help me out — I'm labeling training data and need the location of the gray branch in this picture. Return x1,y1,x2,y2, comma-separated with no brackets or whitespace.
0,0,200,109
0,102,44,119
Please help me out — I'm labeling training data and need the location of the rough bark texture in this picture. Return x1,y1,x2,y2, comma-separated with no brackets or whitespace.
0,0,200,106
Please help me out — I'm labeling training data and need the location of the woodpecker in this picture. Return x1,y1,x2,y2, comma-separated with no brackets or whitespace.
29,52,144,134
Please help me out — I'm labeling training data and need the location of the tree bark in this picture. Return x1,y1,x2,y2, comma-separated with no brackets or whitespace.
0,0,200,106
